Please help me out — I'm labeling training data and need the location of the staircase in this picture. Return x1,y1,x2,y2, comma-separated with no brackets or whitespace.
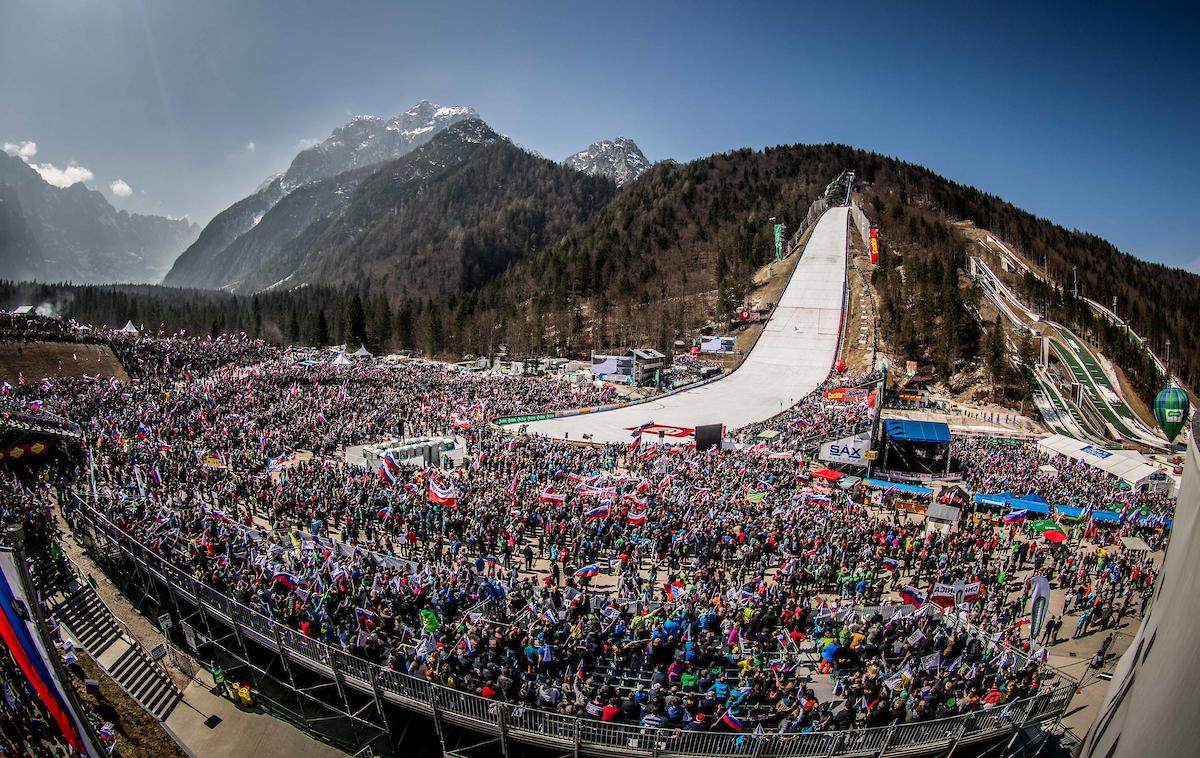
55,586,123,657
107,644,181,721
53,584,181,721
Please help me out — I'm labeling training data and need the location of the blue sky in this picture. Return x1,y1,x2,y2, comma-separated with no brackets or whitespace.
2,0,1197,269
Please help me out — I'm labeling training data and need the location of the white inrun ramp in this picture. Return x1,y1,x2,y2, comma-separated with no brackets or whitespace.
524,206,850,444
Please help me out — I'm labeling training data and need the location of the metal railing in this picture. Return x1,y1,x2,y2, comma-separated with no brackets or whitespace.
72,496,1075,757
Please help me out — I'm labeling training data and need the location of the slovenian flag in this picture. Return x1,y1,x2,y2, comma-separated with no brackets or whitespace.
664,580,687,601
379,465,396,485
722,712,744,732
881,558,899,572
428,479,459,507
630,421,655,438
355,607,376,626
539,607,559,625
150,466,162,486
377,506,391,519
159,442,173,452
506,471,522,496
574,564,600,578
1002,509,1027,523
271,572,298,591
900,585,927,607
583,504,610,521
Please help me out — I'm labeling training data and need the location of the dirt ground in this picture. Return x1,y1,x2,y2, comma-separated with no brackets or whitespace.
70,652,188,758
837,217,879,375
0,342,128,384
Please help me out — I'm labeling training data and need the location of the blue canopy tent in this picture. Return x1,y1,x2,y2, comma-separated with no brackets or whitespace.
1054,505,1086,520
862,478,933,496
1091,510,1124,525
1008,494,1050,515
973,492,1014,508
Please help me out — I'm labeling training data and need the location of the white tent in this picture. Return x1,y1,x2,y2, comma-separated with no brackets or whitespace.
352,345,373,358
118,320,139,336
1036,434,1174,494
331,353,352,367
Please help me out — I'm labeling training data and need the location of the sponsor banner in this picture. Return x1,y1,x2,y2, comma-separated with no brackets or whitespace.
823,387,869,402
700,336,736,354
0,441,50,462
493,412,557,426
590,355,620,375
1029,575,1051,643
626,423,695,439
819,432,872,465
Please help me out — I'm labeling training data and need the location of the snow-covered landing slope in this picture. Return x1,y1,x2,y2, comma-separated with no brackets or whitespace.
523,206,849,444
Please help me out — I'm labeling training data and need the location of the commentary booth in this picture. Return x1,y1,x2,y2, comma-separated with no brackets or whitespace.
876,419,954,480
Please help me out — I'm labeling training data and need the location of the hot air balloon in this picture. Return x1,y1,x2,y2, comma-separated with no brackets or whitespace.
1154,386,1190,442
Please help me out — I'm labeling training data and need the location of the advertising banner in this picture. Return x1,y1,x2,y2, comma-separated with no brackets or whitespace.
590,355,620,375
819,432,872,465
869,226,879,264
773,223,784,260
699,336,736,354
1029,575,1051,643
823,387,869,402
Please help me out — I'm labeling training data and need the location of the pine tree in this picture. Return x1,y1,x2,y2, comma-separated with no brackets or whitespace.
313,309,330,346
343,294,366,349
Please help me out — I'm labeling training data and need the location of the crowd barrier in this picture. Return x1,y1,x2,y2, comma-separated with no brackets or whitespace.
71,495,1075,757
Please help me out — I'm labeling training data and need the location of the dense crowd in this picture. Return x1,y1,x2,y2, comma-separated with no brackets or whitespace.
0,329,1167,738
953,437,1175,521
736,372,880,451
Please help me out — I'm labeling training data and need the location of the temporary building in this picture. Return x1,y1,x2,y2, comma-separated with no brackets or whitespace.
331,353,352,367
352,346,373,358
118,320,139,336
1036,434,1174,495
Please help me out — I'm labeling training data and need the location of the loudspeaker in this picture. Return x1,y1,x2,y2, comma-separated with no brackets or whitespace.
694,423,724,452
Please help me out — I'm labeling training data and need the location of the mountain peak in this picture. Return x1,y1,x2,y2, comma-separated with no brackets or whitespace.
281,100,480,191
563,137,651,186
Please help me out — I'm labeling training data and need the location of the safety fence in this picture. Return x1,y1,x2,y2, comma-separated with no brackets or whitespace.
72,496,1074,757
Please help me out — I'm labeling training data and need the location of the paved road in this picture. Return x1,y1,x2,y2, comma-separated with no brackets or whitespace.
523,207,850,445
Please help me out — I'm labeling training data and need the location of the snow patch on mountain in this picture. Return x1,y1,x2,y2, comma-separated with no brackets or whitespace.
563,137,651,186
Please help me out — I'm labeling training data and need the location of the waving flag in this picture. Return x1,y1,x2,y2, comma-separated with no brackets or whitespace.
149,466,162,486
629,421,655,438
379,465,396,485
1002,510,1027,523
626,504,649,525
664,580,687,601
881,558,899,572
583,504,610,521
900,585,927,607
271,572,298,591
721,712,744,732
574,564,600,579
506,471,522,496
355,607,376,627
540,487,567,504
428,479,459,507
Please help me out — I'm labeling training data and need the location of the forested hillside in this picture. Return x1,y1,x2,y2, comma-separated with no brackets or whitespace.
5,141,1194,404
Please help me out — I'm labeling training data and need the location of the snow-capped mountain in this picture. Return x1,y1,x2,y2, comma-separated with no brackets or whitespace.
165,100,476,287
280,100,479,190
563,137,651,186
0,151,198,284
